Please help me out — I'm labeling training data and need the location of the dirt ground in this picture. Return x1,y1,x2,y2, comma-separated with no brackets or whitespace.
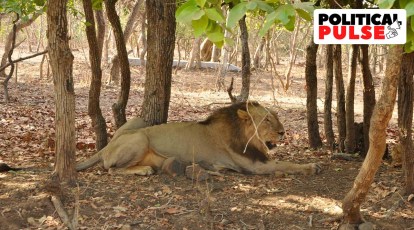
0,56,413,230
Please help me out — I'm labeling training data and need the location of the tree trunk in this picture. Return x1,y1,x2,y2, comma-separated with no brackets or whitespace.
324,44,335,149
398,52,414,194
109,0,143,85
105,0,131,129
334,44,346,152
359,45,376,156
140,0,176,126
284,19,301,91
82,0,108,151
238,15,250,102
345,45,359,153
305,41,322,149
342,45,403,225
253,37,265,69
95,10,105,58
185,37,201,69
47,0,77,184
211,44,220,62
200,38,213,61
139,9,147,65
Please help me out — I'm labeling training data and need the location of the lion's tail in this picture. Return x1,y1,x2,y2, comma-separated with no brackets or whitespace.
76,151,103,171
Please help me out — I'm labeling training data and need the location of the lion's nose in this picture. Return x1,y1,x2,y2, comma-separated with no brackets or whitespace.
278,131,285,136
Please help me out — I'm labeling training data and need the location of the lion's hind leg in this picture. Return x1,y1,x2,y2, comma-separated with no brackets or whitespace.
272,161,322,175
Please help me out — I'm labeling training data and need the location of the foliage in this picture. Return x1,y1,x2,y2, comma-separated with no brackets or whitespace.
377,0,414,52
175,0,314,47
0,0,45,20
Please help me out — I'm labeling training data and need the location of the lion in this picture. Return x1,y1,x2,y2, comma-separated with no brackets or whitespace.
76,101,321,176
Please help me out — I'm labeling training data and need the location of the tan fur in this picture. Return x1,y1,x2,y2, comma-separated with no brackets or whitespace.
76,102,321,176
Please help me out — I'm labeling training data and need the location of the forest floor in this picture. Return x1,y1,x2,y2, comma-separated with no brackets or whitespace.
0,55,413,229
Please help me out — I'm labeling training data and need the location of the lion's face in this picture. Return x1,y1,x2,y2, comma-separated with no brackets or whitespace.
238,104,285,151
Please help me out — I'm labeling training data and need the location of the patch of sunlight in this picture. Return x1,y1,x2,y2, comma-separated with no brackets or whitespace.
3,181,37,189
252,194,343,215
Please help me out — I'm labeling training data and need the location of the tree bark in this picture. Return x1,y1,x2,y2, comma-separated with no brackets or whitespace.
105,0,131,129
342,45,403,225
109,0,143,85
345,45,359,153
324,44,335,149
359,45,376,156
334,44,346,152
200,38,213,61
47,0,77,184
140,0,176,126
82,0,108,151
253,37,266,69
237,15,250,102
398,52,414,194
185,37,201,69
305,41,322,149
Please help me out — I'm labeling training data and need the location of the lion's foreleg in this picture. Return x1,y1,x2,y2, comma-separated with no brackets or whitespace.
271,160,321,175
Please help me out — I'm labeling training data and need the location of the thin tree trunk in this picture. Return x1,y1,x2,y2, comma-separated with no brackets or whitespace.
47,0,77,184
334,44,346,152
185,37,201,69
109,0,143,85
253,37,265,69
359,45,376,156
82,0,108,151
305,41,322,149
105,0,131,129
140,0,176,125
211,44,220,62
341,45,403,225
200,38,213,61
238,15,250,102
398,52,414,194
139,10,147,65
284,19,301,91
345,45,359,153
324,44,335,149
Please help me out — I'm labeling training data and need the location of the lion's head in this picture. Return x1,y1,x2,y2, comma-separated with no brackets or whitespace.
200,101,285,162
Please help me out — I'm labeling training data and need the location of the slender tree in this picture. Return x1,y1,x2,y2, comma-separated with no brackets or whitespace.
105,0,131,128
345,44,358,153
398,52,414,194
334,44,346,152
82,0,108,150
342,45,403,225
359,45,375,156
305,40,322,149
47,0,77,183
324,44,335,149
141,0,176,125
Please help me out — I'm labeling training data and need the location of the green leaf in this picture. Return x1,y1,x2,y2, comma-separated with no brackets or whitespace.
259,11,277,37
284,16,295,31
176,0,197,19
293,1,314,13
296,8,311,21
405,2,414,17
176,5,203,23
227,2,247,28
33,0,46,7
255,1,274,12
411,15,414,32
204,8,225,23
207,31,224,42
377,0,396,9
399,0,408,8
246,1,257,10
404,40,414,53
275,4,295,25
195,0,206,7
192,15,209,37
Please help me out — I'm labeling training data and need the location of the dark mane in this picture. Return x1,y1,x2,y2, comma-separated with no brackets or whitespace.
199,101,269,163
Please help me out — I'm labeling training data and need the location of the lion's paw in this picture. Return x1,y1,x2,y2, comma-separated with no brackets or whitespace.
136,166,155,176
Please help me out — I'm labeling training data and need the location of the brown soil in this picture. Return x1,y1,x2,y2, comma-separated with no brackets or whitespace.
0,59,413,229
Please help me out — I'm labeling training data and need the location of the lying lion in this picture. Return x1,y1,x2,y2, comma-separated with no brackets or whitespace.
77,101,321,176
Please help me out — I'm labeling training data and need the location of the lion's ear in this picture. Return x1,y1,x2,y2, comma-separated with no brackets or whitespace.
237,109,250,120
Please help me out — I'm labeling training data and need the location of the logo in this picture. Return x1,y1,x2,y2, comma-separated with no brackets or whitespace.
314,9,406,44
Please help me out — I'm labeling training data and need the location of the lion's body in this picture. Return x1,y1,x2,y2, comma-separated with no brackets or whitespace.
77,102,320,176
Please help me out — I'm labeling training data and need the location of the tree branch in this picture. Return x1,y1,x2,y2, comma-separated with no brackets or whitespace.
0,50,48,72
